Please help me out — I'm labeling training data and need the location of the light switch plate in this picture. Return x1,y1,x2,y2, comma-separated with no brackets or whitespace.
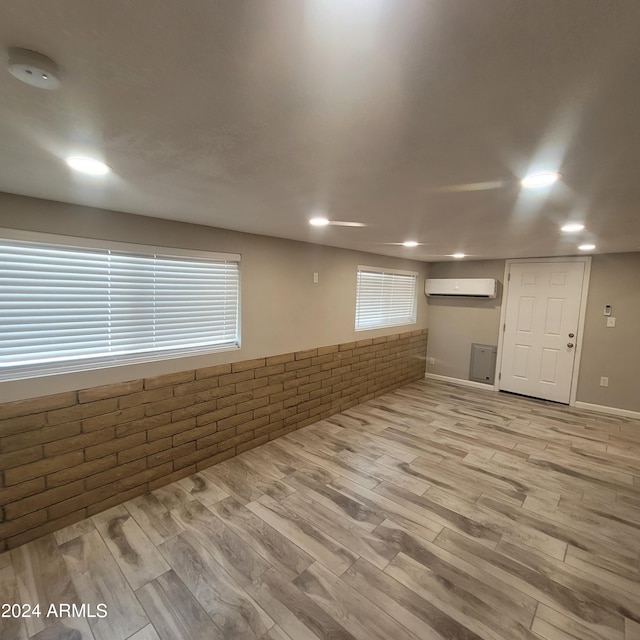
606,316,616,327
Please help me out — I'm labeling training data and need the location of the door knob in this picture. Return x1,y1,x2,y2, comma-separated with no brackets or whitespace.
567,342,574,348
568,333,575,338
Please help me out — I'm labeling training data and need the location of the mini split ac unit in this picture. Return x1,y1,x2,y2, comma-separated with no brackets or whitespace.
425,278,497,298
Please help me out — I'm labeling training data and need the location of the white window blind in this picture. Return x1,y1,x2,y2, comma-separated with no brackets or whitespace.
0,237,240,380
355,266,418,330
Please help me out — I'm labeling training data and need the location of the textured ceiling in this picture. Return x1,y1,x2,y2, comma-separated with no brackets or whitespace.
0,0,639,260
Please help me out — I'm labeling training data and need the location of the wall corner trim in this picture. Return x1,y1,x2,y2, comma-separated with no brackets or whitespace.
573,401,640,421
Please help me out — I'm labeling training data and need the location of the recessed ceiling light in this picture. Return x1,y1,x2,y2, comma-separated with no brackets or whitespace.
561,223,585,233
578,244,596,251
451,253,466,259
66,156,110,176
309,217,330,226
402,241,419,247
521,172,560,188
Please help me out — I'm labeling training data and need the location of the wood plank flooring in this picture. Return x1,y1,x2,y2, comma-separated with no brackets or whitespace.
1,379,639,640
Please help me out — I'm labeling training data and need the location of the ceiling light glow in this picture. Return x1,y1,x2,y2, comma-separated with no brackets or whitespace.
578,244,596,251
402,241,418,247
521,172,560,188
66,156,110,176
561,223,585,233
309,217,330,226
331,221,366,227
451,253,466,259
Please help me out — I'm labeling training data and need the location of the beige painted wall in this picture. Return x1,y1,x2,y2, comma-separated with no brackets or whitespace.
577,252,640,412
426,254,640,413
0,192,429,402
425,260,504,380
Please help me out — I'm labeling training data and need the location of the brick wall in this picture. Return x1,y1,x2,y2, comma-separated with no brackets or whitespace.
0,329,427,550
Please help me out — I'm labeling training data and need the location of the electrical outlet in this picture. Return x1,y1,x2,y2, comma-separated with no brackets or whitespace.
428,357,435,365
600,376,609,387
313,272,319,284
606,316,616,327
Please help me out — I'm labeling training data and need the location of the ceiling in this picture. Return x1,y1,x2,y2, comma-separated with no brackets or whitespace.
1,1,639,261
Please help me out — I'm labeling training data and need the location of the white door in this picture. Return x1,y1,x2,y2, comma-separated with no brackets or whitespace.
499,261,586,403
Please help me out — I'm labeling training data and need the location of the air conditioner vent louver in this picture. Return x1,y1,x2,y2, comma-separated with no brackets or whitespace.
425,278,497,298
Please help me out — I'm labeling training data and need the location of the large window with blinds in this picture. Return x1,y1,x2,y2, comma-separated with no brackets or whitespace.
0,233,240,381
355,266,418,330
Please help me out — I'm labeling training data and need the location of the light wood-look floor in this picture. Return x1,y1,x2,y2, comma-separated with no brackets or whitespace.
2,379,640,640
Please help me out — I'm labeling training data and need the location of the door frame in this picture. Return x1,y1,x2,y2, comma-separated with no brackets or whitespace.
494,256,592,406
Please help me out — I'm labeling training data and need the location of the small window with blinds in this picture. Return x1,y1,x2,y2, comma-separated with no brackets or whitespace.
355,266,418,330
0,234,240,380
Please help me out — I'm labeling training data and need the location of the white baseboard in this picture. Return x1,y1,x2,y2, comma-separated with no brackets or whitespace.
424,373,640,420
574,401,640,421
423,374,640,420
424,373,496,391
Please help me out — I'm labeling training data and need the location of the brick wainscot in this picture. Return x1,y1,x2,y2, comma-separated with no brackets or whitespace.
0,329,427,550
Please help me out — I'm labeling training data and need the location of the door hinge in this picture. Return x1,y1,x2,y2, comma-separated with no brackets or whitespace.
507,272,511,282
498,372,501,380
503,323,506,332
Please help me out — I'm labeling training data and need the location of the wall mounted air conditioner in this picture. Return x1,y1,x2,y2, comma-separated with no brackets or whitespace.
425,278,497,298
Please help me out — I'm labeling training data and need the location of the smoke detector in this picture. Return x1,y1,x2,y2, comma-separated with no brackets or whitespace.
8,47,61,90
